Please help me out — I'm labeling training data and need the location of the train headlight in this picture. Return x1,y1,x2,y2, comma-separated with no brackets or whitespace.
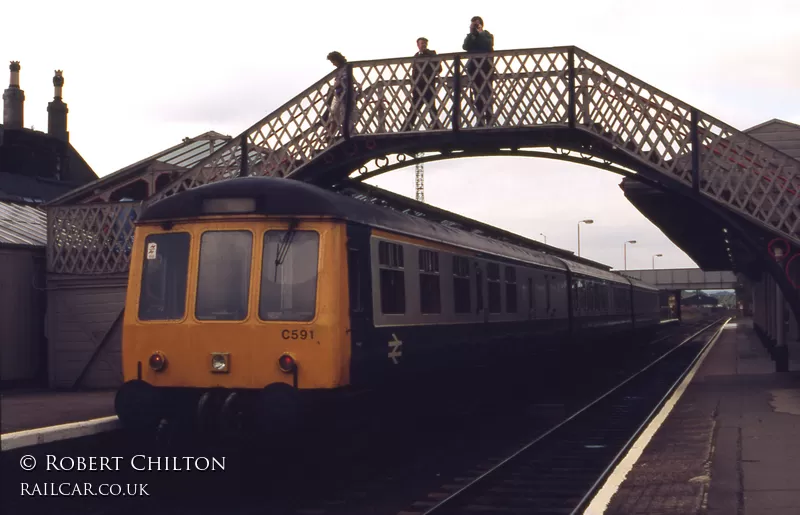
149,352,167,372
210,353,230,373
278,354,296,373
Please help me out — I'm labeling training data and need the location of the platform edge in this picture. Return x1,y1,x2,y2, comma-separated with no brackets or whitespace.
1,416,120,452
581,317,732,514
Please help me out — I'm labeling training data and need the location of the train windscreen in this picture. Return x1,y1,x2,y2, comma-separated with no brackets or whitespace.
138,232,191,321
259,230,320,321
195,231,253,321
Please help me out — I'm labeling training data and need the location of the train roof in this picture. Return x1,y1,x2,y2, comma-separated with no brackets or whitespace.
139,177,635,285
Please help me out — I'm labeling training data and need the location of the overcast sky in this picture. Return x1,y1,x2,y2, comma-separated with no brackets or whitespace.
2,0,798,271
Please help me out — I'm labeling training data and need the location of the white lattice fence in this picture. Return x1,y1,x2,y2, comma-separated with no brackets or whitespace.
572,48,800,242
47,203,141,274
150,73,343,201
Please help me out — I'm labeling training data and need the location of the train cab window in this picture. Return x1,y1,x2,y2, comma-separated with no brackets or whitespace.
487,263,501,313
138,232,191,320
196,231,253,321
419,249,441,314
260,230,320,321
378,241,405,314
453,256,471,313
505,266,517,313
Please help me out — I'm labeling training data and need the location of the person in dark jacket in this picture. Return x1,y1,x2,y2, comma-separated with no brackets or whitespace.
405,37,443,131
462,16,494,126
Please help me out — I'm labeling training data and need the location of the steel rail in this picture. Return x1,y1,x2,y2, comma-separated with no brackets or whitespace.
570,315,731,514
422,315,730,515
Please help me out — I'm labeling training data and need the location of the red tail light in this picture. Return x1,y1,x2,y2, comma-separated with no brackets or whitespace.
278,354,296,373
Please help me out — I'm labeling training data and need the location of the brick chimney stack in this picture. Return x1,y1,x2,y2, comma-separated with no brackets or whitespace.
47,70,69,141
3,61,25,129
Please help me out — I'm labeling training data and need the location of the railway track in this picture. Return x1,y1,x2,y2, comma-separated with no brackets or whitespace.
0,316,728,515
408,316,730,515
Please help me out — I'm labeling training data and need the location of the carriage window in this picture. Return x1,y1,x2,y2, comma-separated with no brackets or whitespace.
586,281,596,311
584,280,591,311
528,277,534,314
487,263,501,313
600,282,608,311
196,231,252,320
505,266,517,313
138,232,190,320
453,256,471,313
260,230,319,321
476,265,484,313
419,249,440,314
379,241,405,314
545,275,551,312
617,287,631,312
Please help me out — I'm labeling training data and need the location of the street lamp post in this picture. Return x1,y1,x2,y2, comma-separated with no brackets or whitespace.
577,219,593,257
624,240,637,270
652,253,663,269
540,233,547,245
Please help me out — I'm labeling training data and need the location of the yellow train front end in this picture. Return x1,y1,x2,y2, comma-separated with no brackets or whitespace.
115,212,351,437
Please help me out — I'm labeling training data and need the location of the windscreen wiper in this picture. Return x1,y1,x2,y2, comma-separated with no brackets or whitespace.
274,219,299,280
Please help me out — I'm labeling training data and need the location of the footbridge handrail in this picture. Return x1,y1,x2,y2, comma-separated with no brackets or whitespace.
137,46,800,248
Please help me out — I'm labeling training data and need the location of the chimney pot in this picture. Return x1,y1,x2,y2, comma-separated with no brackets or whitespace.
3,61,25,129
48,69,69,142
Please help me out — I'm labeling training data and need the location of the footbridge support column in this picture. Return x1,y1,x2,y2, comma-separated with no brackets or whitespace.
753,271,792,372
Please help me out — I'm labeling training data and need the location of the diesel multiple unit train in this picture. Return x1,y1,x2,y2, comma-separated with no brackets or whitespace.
115,176,662,435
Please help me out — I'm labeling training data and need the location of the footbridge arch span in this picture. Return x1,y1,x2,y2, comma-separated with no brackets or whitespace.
148,45,799,249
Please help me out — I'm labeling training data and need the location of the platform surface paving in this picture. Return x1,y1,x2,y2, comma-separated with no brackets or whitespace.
601,317,800,514
0,389,116,434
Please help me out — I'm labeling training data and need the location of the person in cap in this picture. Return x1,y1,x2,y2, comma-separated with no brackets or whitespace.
462,16,495,126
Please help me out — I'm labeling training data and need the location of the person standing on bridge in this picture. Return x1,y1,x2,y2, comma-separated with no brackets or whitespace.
324,51,350,137
404,37,443,131
462,16,494,127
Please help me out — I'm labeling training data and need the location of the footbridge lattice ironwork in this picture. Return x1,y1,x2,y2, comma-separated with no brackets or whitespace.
47,45,800,276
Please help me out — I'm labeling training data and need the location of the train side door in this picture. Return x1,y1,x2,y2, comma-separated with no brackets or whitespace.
346,224,373,385
545,274,552,318
528,276,535,321
475,262,488,323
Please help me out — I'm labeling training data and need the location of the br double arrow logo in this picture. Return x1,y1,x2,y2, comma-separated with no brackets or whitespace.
388,333,402,364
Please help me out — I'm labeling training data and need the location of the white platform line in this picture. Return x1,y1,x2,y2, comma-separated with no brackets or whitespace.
1,415,120,452
581,318,731,514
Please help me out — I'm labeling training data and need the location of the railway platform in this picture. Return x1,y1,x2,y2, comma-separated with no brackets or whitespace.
590,317,800,515
0,389,117,450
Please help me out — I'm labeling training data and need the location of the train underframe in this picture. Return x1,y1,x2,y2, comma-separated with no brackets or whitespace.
115,317,664,444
